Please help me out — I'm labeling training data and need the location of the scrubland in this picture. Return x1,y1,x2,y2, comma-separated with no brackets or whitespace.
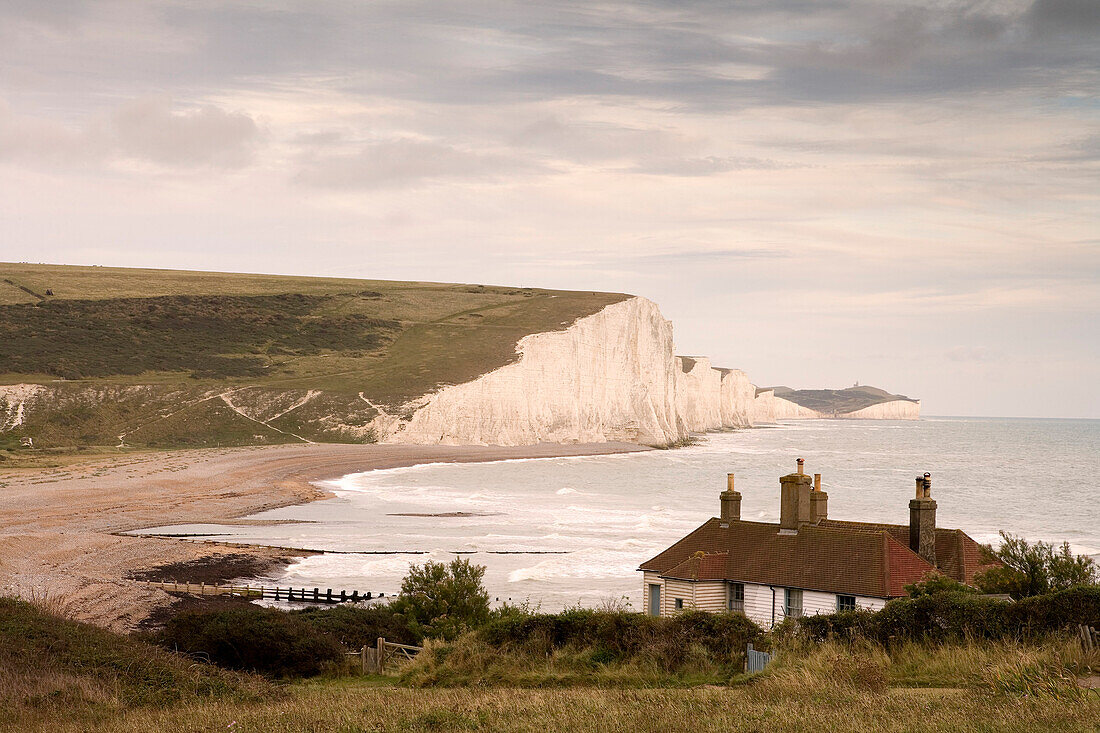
3,594,1099,733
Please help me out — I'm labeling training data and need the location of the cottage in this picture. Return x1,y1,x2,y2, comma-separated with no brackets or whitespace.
638,459,992,627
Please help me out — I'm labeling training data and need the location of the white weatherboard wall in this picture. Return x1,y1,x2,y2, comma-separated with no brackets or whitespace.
642,573,887,628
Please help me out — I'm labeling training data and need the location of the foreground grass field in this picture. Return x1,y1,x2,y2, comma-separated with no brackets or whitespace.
0,263,627,449
7,676,1099,733
3,595,1098,732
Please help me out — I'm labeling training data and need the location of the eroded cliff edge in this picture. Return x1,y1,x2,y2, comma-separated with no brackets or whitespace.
374,296,918,446
1,292,919,452
381,297,761,446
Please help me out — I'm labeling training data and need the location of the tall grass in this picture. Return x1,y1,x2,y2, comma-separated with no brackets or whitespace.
0,597,273,730
8,682,1100,733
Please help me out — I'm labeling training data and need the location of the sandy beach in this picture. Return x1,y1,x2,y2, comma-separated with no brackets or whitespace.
0,442,646,630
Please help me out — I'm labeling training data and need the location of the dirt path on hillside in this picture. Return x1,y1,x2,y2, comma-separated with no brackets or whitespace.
0,442,646,631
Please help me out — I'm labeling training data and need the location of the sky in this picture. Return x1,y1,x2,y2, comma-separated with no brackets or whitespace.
1,0,1097,418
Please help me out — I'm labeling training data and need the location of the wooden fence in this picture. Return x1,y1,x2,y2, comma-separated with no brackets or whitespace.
1080,625,1099,652
349,637,423,675
745,642,772,673
143,581,385,604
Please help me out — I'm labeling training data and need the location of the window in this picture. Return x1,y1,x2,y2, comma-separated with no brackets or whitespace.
648,584,661,617
728,582,745,614
674,598,684,610
837,594,857,612
784,588,803,618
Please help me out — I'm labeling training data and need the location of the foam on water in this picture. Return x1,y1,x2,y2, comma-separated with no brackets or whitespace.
146,417,1100,610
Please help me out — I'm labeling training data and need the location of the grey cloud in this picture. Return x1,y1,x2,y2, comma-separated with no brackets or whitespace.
1026,0,1100,35
508,116,692,162
6,0,1095,115
0,97,261,169
632,155,792,176
111,98,260,167
295,138,551,190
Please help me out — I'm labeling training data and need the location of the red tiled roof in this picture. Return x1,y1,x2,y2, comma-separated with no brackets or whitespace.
819,519,998,584
640,517,991,598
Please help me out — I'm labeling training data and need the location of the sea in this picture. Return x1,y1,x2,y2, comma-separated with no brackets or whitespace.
136,417,1100,611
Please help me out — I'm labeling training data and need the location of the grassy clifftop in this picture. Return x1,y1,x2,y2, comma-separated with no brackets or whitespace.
0,263,628,450
771,385,918,414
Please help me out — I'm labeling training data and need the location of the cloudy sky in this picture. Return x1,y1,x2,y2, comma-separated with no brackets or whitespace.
1,0,1097,417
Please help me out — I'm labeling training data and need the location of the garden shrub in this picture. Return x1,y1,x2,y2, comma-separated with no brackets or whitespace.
793,586,1100,644
158,607,344,678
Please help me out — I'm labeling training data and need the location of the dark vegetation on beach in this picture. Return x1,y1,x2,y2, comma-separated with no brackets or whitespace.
126,553,293,585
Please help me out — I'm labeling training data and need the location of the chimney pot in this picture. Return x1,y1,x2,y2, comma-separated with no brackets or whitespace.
779,470,813,530
813,473,821,492
796,458,804,475
720,476,742,521
909,473,937,565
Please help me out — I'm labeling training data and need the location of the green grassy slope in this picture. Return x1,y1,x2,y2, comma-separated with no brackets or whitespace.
0,263,628,450
771,385,918,414
0,597,271,729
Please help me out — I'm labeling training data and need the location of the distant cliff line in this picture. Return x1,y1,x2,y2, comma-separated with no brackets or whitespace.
377,296,919,447
1,281,918,450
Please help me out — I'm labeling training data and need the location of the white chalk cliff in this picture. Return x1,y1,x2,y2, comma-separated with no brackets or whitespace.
380,295,916,447
390,297,683,445
2,296,919,449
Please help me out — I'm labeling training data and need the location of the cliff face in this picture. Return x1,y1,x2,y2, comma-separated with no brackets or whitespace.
391,297,682,446
2,293,919,451
674,357,723,433
718,368,755,429
388,297,763,446
841,400,921,419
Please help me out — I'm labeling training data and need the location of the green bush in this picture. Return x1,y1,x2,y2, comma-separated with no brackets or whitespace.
480,609,762,671
293,604,417,649
391,558,491,641
792,586,1100,644
976,532,1099,599
158,607,345,678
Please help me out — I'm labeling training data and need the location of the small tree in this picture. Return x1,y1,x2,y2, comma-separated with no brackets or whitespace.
976,531,1098,599
393,558,490,641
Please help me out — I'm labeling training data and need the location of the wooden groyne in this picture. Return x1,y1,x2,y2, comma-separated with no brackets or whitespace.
143,581,387,604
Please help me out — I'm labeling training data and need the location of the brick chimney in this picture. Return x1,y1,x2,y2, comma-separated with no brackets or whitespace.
909,472,937,565
720,473,742,522
780,459,813,532
810,472,828,523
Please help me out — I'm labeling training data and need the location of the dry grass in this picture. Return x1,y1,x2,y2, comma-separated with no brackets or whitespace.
5,681,1099,733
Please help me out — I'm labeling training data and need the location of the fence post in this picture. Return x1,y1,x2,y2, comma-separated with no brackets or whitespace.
376,637,385,675
361,644,368,674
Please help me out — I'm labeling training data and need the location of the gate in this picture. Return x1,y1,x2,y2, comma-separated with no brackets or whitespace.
745,642,772,673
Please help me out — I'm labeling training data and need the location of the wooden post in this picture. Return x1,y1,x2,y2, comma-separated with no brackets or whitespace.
360,644,368,674
376,637,385,675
